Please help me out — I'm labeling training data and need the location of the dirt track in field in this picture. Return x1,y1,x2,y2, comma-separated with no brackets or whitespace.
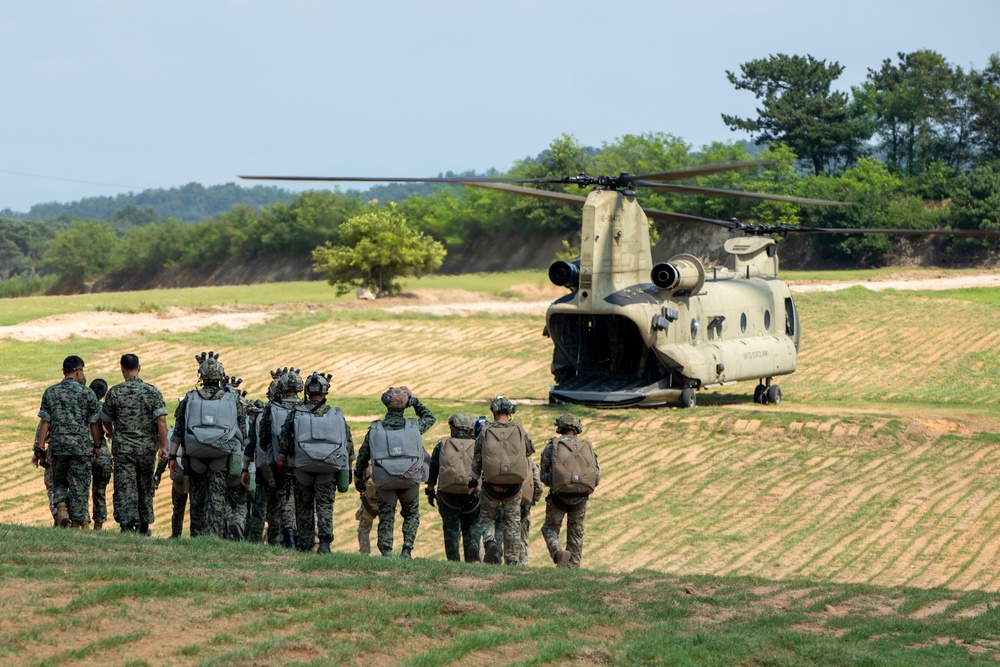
3,274,1000,591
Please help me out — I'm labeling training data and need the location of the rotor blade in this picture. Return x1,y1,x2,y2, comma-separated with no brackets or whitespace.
781,225,1000,237
633,182,846,206
459,181,590,206
237,175,567,185
639,207,742,229
632,161,776,182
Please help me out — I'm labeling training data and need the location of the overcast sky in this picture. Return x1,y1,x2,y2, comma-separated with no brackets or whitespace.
2,0,998,212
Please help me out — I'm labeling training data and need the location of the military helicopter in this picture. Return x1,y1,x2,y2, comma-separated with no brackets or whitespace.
240,165,1000,408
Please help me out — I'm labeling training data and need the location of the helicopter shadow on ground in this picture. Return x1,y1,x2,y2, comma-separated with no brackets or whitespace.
675,392,759,408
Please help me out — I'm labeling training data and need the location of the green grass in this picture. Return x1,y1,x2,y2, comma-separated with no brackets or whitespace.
0,525,997,666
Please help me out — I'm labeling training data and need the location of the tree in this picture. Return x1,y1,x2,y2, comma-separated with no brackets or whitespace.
969,54,1000,160
312,203,445,297
42,220,119,285
723,54,871,175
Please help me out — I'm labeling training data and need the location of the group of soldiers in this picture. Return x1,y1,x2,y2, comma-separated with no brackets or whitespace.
33,351,601,568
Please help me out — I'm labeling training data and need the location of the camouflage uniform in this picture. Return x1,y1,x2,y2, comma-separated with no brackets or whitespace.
355,400,435,556
354,462,378,554
540,433,600,568
246,395,300,545
155,456,189,538
172,386,247,538
278,399,354,550
39,377,102,523
518,459,544,565
102,376,167,529
472,420,534,565
428,434,482,562
91,405,112,526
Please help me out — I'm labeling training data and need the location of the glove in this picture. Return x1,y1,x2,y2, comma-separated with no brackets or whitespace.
425,486,436,507
354,469,365,493
468,478,479,489
152,472,162,492
400,385,417,407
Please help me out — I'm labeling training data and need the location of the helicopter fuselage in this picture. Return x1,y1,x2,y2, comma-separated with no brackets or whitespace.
546,189,800,407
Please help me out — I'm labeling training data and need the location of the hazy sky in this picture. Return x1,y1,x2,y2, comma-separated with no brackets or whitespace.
2,0,997,212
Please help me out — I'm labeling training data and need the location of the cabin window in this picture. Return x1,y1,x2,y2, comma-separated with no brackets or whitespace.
784,298,796,336
764,310,771,330
740,313,747,333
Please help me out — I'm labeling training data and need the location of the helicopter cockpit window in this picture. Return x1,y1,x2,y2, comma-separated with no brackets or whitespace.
764,310,771,331
740,313,747,333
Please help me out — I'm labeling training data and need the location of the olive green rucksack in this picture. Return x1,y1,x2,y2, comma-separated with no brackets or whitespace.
551,436,598,495
480,423,529,485
437,436,476,494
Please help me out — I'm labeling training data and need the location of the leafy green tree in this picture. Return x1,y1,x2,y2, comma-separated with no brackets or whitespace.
42,220,119,285
312,203,445,297
941,164,1000,257
723,54,871,175
969,54,1000,160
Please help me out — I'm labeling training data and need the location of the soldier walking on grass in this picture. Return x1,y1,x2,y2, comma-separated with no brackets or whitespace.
540,413,600,568
470,396,534,565
102,354,168,534
89,379,113,531
35,355,103,528
426,413,482,562
355,386,435,558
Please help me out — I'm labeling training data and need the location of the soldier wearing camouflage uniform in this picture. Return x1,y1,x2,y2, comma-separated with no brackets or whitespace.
354,386,435,558
426,413,482,562
36,355,103,527
153,437,189,538
31,424,57,526
169,353,246,539
102,354,168,534
540,413,600,568
89,379,113,531
242,369,301,548
277,373,353,554
470,396,534,565
243,398,267,543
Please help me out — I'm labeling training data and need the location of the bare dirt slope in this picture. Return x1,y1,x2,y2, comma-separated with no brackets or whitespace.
3,274,1000,592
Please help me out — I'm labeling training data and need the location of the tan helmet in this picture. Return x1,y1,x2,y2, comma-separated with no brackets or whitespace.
555,413,582,434
448,412,476,433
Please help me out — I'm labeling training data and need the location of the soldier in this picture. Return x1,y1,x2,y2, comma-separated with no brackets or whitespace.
153,430,189,539
354,461,378,555
31,424,57,526
35,355,103,528
426,413,482,562
102,354,168,534
354,386,435,558
224,376,252,540
540,413,600,568
277,372,353,554
470,396,533,565
168,352,246,538
243,398,267,542
242,369,301,548
89,379,112,531
518,458,544,564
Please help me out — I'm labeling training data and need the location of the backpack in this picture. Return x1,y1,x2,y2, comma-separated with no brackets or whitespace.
550,436,598,495
184,389,243,460
369,419,428,492
520,459,540,507
291,406,350,475
255,402,294,469
480,422,529,485
437,436,475,494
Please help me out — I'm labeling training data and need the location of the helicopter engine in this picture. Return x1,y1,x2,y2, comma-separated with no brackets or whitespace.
651,254,706,295
548,259,580,289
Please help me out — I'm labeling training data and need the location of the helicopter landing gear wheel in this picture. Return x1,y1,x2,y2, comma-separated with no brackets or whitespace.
754,384,767,405
766,385,782,405
679,387,696,409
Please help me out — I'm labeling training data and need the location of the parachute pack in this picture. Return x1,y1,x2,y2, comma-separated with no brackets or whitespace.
369,419,428,492
480,422,529,485
255,401,294,469
436,436,475,494
550,436,598,495
291,406,350,475
184,390,243,461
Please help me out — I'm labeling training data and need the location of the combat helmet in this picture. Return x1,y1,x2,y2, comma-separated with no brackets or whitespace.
489,396,515,416
196,351,226,382
555,413,582,434
381,386,410,411
278,369,304,394
304,372,332,396
448,412,476,433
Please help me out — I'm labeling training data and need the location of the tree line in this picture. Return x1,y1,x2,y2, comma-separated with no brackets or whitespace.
1,48,998,297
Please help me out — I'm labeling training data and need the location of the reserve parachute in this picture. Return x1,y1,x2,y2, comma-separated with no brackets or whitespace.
551,436,598,494
480,423,529,485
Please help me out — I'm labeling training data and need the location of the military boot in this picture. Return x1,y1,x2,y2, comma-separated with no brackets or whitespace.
556,550,572,568
140,523,151,537
71,520,87,528
465,544,480,563
93,521,103,531
484,540,501,564
317,540,331,554
281,528,296,550
56,502,70,528
400,546,412,559
228,522,244,542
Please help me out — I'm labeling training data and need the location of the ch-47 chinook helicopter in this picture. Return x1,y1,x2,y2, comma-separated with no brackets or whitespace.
241,164,1000,408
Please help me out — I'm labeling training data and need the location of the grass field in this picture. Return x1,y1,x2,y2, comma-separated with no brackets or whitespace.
2,270,1000,664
